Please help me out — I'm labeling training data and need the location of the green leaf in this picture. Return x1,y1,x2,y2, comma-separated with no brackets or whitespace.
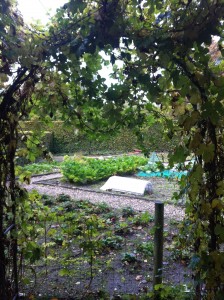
59,268,71,276
22,277,31,285
215,225,224,241
59,54,67,64
69,0,86,12
183,111,201,131
216,181,224,196
196,143,215,163
169,145,188,167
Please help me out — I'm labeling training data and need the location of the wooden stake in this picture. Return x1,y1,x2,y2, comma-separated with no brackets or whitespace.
153,201,164,288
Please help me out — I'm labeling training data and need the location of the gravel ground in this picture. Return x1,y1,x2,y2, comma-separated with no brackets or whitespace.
24,173,185,221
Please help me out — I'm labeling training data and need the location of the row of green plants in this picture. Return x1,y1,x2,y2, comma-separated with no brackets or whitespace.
19,161,60,174
18,191,193,299
18,154,148,180
61,155,148,184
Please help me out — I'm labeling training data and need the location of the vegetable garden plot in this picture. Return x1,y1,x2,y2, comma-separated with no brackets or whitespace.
19,196,192,299
61,155,148,184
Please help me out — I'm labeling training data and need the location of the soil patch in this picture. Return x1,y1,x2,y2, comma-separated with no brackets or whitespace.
19,196,191,300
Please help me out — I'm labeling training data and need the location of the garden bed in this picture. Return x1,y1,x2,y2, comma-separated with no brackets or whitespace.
19,166,190,299
19,196,192,299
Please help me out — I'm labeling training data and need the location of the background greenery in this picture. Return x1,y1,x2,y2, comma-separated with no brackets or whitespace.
20,121,177,154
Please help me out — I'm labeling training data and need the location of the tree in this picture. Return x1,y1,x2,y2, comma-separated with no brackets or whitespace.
1,0,224,298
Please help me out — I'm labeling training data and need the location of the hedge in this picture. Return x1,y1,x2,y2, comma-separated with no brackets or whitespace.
19,121,177,154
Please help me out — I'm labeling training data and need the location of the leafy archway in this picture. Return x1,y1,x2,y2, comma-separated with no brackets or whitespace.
1,0,224,298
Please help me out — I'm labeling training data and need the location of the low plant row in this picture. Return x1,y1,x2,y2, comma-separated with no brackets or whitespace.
61,155,148,184
20,161,60,174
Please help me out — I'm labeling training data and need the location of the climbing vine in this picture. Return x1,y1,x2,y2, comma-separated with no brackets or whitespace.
1,0,224,298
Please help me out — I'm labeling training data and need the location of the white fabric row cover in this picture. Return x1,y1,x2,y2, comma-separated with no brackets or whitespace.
100,176,153,195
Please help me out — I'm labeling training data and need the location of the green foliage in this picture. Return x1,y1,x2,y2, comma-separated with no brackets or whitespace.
114,221,131,236
17,129,53,163
121,252,138,263
17,190,50,264
42,194,55,206
61,155,148,184
20,121,175,154
122,206,136,218
169,219,194,263
92,202,111,214
136,241,154,257
148,284,193,300
51,125,139,154
19,193,191,297
133,211,154,226
20,161,60,175
56,193,71,203
101,235,123,250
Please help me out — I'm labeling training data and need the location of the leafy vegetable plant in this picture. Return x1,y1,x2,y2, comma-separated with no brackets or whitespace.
61,155,148,184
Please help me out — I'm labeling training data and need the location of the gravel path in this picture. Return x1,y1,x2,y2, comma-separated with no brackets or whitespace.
24,173,185,221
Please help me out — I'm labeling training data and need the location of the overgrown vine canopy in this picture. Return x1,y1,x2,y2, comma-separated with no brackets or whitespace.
1,0,224,298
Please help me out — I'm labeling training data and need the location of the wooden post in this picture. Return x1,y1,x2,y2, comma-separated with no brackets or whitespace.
153,201,164,288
